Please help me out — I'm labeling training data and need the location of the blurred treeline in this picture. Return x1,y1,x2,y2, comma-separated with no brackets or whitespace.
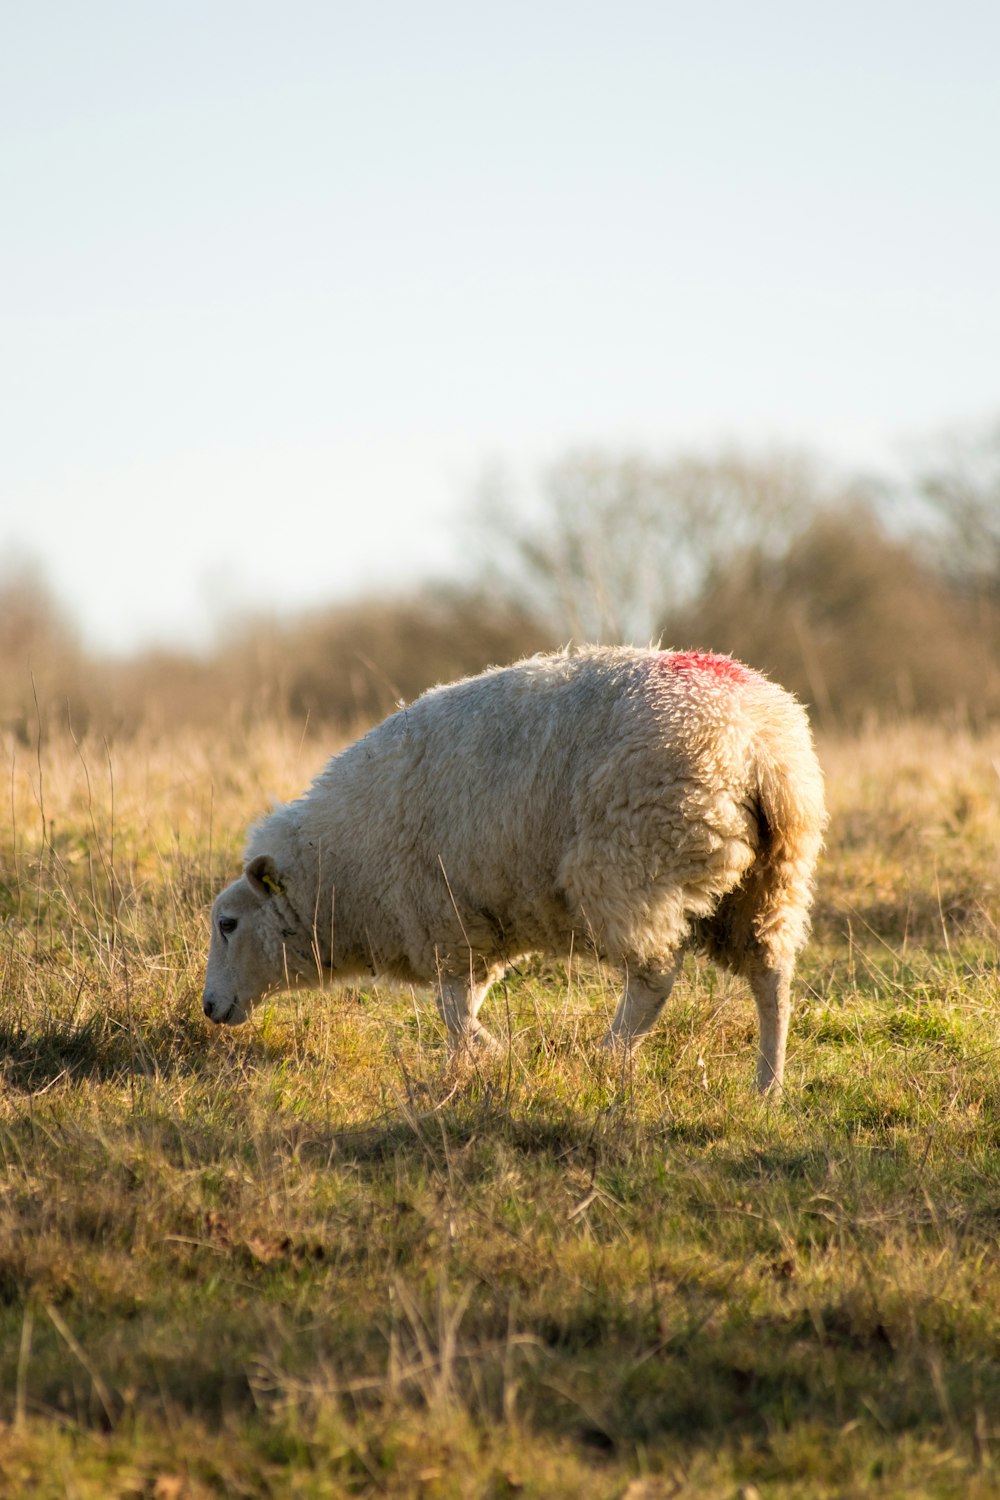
4,422,1000,738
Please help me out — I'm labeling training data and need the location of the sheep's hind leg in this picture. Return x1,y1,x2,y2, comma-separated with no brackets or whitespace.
749,960,792,1093
602,958,682,1051
435,975,501,1056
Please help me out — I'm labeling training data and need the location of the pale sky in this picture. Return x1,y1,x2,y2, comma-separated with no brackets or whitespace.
2,1,998,652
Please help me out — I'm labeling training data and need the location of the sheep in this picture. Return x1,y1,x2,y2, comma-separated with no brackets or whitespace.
202,645,826,1091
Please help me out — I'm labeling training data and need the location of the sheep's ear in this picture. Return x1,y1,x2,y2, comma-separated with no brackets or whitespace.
246,854,285,899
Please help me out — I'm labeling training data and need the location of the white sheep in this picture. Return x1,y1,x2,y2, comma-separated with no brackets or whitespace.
202,646,826,1090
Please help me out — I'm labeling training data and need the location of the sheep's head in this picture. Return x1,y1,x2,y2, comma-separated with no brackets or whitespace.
202,855,300,1024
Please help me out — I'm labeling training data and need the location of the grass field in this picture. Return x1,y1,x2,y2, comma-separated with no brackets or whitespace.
1,718,998,1498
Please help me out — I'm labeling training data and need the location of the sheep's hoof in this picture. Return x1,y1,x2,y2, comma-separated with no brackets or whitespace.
599,1029,641,1054
446,1024,502,1062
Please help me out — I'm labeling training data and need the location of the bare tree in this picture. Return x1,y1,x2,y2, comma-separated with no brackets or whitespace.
914,417,1000,596
474,447,831,644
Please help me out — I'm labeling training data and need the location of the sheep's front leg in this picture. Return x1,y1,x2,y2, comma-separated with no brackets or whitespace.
749,961,792,1093
602,959,681,1051
435,976,501,1054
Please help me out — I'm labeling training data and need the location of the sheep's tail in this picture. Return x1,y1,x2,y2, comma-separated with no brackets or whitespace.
749,711,827,966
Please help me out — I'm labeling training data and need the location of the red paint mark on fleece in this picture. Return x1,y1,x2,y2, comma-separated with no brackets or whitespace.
657,650,751,685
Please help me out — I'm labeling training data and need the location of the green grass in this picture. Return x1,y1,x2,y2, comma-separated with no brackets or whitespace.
0,722,999,1497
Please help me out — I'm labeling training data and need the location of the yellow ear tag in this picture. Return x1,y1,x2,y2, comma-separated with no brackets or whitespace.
261,872,285,897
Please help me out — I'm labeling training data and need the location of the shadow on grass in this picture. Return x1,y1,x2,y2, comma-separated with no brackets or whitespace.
0,1056,996,1475
4,1256,995,1471
316,1104,617,1170
0,1015,289,1093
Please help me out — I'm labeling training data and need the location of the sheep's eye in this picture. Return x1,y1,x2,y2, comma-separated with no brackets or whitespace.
218,917,238,939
